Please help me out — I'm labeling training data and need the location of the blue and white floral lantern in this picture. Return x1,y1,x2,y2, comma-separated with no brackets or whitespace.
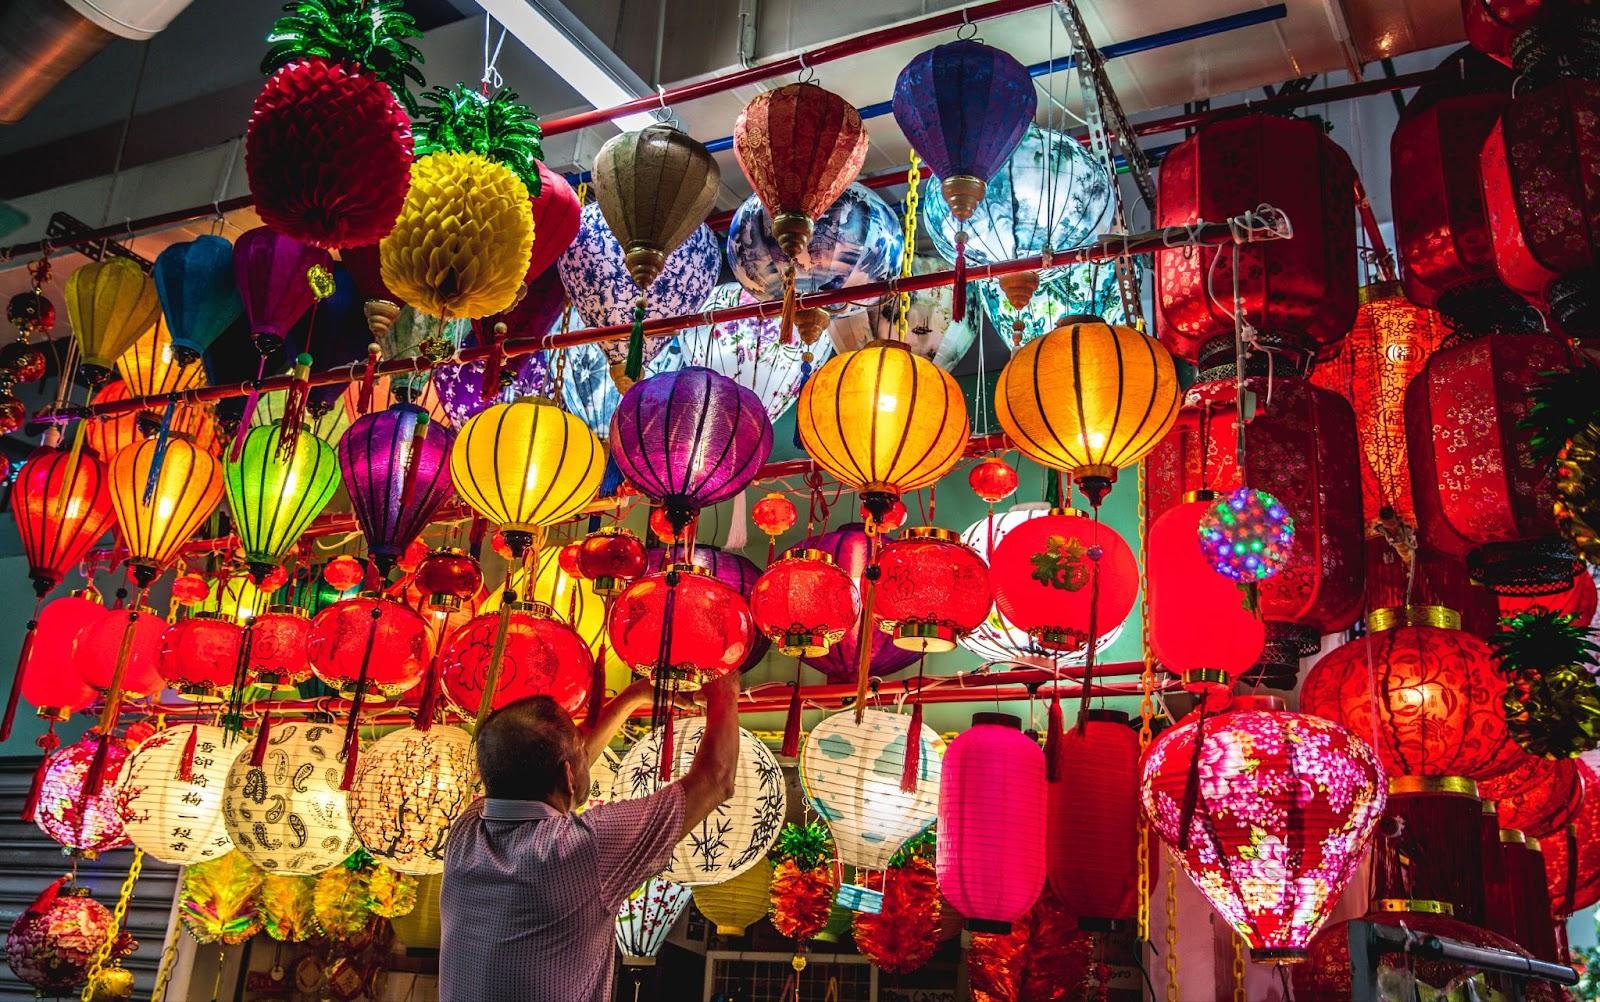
560,330,686,440
679,283,834,422
976,258,1140,349
557,202,719,384
828,254,976,370
727,183,903,318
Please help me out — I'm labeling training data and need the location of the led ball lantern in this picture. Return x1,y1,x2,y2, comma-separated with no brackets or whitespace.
349,725,481,875
308,593,432,698
220,722,357,875
20,593,102,720
989,511,1138,652
750,550,857,657
118,724,241,865
874,527,993,653
440,603,593,718
575,527,647,597
1198,487,1295,584
35,734,130,854
159,614,244,698
76,606,167,697
607,565,754,689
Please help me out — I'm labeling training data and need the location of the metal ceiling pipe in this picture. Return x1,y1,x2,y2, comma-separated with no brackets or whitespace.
0,0,196,123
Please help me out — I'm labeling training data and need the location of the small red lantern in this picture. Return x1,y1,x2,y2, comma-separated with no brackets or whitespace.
751,492,798,542
396,539,429,573
245,606,313,691
170,573,212,606
413,549,483,612
989,513,1137,652
308,594,432,697
1463,0,1544,65
1499,569,1598,626
749,550,857,656
967,457,1018,505
255,563,290,592
649,506,695,544
1146,497,1265,686
20,593,102,720
862,497,908,534
159,614,244,698
1543,763,1600,917
440,602,593,717
608,565,754,688
322,556,366,593
874,527,992,653
76,606,167,697
1482,754,1583,838
1048,709,1139,928
576,527,647,597
557,544,583,580
1300,605,1521,781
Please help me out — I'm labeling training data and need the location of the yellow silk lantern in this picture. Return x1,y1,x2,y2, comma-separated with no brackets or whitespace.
995,315,1180,506
693,857,774,934
115,319,205,399
379,151,534,320
795,339,969,519
449,397,604,556
66,257,161,385
110,435,225,586
198,573,270,622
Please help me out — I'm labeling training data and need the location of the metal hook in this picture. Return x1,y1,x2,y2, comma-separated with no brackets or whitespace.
796,51,816,85
957,6,978,40
651,85,676,126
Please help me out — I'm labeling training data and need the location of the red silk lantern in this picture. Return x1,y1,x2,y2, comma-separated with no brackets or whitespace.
76,606,167,697
1145,376,1364,683
1141,696,1387,962
322,556,366,593
575,527,647,597
525,163,582,281
866,498,908,534
245,607,313,690
307,594,432,697
413,549,482,612
1404,331,1577,592
648,506,694,544
1482,754,1584,838
937,712,1045,932
1545,763,1600,917
440,603,592,717
608,565,754,687
159,614,244,697
751,492,798,562
1145,499,1265,683
1499,569,1598,626
170,573,211,606
1364,539,1500,639
1154,114,1357,367
874,527,992,653
989,512,1137,653
20,593,102,720
968,457,1018,505
11,447,115,596
1300,606,1521,781
1369,778,1488,923
1495,830,1562,962
1047,709,1138,927
750,550,857,656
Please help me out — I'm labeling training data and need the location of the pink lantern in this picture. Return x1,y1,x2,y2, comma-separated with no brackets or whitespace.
34,734,130,854
936,712,1046,932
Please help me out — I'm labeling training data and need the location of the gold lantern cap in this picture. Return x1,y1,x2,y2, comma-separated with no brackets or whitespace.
1372,898,1453,916
1388,775,1479,798
1500,828,1527,844
262,604,310,620
1358,280,1405,306
898,525,960,544
776,548,836,568
1365,605,1460,633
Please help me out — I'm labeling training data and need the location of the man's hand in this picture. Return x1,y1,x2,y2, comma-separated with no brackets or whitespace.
678,671,741,836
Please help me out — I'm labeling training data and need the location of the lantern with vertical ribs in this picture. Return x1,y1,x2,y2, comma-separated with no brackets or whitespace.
750,551,857,657
338,402,456,578
1154,114,1357,367
11,447,115,597
874,527,992,653
607,565,754,689
1544,761,1600,917
439,604,592,718
109,435,225,588
1048,709,1140,929
118,724,241,864
988,512,1138,654
644,544,770,673
159,615,245,697
307,594,432,698
1145,376,1364,686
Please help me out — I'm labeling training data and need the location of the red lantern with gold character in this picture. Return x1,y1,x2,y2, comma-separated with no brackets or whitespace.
874,527,992,653
159,614,244,698
245,607,313,691
440,603,593,717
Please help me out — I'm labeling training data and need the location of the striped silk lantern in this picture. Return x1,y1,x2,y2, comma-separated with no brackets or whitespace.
118,724,241,865
152,235,244,365
338,402,456,577
223,422,341,582
1047,710,1140,929
66,256,161,385
108,434,225,588
616,876,692,965
937,713,1045,931
115,319,207,400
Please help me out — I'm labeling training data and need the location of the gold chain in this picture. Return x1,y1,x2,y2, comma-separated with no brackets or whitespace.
80,848,144,1002
896,152,922,342
1164,853,1179,1002
149,928,181,1001
575,181,589,205
1136,459,1156,945
1231,933,1248,1002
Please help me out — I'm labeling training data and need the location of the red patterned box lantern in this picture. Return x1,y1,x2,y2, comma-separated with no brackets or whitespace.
1154,114,1357,368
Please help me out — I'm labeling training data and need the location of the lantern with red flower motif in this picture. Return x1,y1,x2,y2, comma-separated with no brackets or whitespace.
751,551,857,657
1154,114,1357,368
988,510,1138,654
1141,696,1387,962
307,594,432,698
34,734,130,854
874,527,992,653
159,614,244,698
608,565,754,689
1145,376,1363,686
576,527,647,597
1145,496,1265,687
440,603,593,718
1482,754,1583,838
1048,709,1139,929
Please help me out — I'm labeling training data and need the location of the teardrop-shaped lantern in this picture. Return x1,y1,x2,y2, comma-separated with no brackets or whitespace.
223,422,341,581
110,435,225,587
232,226,333,355
152,235,245,365
338,402,457,578
115,320,206,401
66,257,160,386
526,162,582,280
11,447,115,596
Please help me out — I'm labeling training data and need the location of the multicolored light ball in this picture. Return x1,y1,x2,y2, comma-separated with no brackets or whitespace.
1198,487,1295,583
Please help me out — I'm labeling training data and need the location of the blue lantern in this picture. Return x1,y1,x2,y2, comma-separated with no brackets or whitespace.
152,235,244,366
560,330,687,440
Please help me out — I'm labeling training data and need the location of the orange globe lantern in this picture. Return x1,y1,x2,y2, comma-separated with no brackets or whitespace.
607,565,754,688
988,512,1138,652
440,603,593,718
322,556,366,593
108,435,224,588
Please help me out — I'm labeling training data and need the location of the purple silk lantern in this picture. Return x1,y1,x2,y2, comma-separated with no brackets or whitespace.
892,39,1036,321
233,226,333,355
791,523,920,683
609,367,773,533
432,267,562,427
337,402,456,576
646,542,771,672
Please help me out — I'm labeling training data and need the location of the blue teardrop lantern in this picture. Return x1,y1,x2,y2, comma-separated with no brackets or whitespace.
152,235,245,366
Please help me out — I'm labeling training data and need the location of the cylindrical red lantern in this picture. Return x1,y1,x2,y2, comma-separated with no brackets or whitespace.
749,550,857,657
874,527,992,653
440,602,593,717
1047,709,1138,928
1503,831,1562,961
937,712,1045,932
1145,376,1364,682
1145,498,1265,683
76,606,167,697
989,513,1137,653
1404,331,1577,592
20,593,102,720
576,527,647,597
1482,753,1584,838
1154,114,1357,367
245,606,313,691
322,556,366,594
1369,777,1487,923
159,614,244,697
307,594,432,697
608,565,754,688
1364,538,1500,639
1499,569,1598,625
1544,762,1600,918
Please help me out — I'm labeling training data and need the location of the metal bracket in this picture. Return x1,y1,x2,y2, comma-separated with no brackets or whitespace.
43,212,153,273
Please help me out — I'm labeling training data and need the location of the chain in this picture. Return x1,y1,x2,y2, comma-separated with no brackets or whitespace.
896,152,923,342
1136,461,1155,944
149,928,182,1001
1231,933,1247,1002
80,848,144,1002
1163,853,1179,1002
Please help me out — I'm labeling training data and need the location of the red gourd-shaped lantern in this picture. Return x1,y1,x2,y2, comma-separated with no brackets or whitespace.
576,527,647,597
1145,496,1265,687
608,564,755,689
1300,606,1521,781
1482,753,1583,838
76,606,167,697
1404,330,1577,592
937,712,1045,932
874,527,992,653
1145,376,1364,686
1154,114,1357,367
989,512,1138,653
11,447,114,597
750,551,857,657
19,593,102,721
1047,709,1139,929
307,593,432,697
440,603,593,718
1141,696,1387,962
159,614,245,698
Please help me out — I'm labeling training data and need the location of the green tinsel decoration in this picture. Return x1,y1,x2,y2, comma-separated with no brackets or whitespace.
1491,610,1600,757
1523,365,1600,465
262,0,426,114
888,828,936,869
771,821,834,871
414,85,545,196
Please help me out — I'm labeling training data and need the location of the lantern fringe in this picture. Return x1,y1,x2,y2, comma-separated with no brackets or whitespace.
178,723,199,783
24,876,68,918
779,265,798,345
952,231,968,323
901,658,926,793
481,321,506,404
250,708,274,767
141,395,177,504
275,353,315,462
1044,690,1063,783
357,343,380,415
0,596,44,742
21,725,59,822
414,649,442,732
781,668,803,758
624,298,647,383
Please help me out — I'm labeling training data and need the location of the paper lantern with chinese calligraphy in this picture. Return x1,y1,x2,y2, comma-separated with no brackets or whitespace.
613,718,785,885
221,722,357,875
118,724,241,865
616,876,691,964
874,527,992,652
937,713,1045,931
1048,709,1139,928
439,603,592,718
1141,696,1387,961
988,512,1138,654
36,734,130,854
349,725,480,875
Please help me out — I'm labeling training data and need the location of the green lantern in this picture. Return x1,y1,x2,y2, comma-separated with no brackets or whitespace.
223,422,340,581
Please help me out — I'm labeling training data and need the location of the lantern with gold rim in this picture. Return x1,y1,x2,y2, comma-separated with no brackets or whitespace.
108,434,225,589
222,422,341,583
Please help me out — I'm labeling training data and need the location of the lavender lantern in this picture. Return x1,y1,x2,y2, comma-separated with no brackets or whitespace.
338,402,457,576
646,542,771,671
431,266,563,428
790,523,920,683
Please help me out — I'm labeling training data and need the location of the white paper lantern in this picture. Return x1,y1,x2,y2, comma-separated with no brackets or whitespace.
612,719,786,886
958,504,1126,669
349,725,481,875
615,876,691,965
679,282,835,422
118,724,242,865
582,751,617,815
221,722,358,875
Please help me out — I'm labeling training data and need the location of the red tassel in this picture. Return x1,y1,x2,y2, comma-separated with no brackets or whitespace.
780,668,803,759
177,724,199,782
22,726,59,822
767,537,777,565
23,876,68,917
341,734,361,791
1177,707,1213,853
250,708,274,767
779,265,798,345
275,353,314,462
900,699,924,793
415,650,443,732
1044,692,1063,783
357,343,380,415
1567,824,1580,914
481,321,507,404
585,642,608,730
396,412,431,514
952,232,968,323
340,607,383,790
1,600,43,742
657,705,675,784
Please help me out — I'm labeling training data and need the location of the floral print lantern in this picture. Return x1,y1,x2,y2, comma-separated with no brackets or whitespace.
349,725,481,875
1141,695,1387,963
680,283,835,422
616,876,691,965
220,722,357,875
828,255,977,370
35,733,130,855
976,259,1138,350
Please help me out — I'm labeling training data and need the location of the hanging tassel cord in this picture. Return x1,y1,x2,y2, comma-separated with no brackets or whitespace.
473,595,517,733
141,393,178,504
853,532,883,723
340,605,384,790
221,622,254,743
0,594,46,742
21,724,60,822
652,571,682,783
900,658,926,793
778,264,799,346
1044,681,1063,783
249,703,275,767
176,722,200,782
275,352,315,462
780,659,804,758
624,297,648,382
230,357,268,462
1176,705,1214,853
357,342,380,415
414,641,445,733
1076,544,1104,728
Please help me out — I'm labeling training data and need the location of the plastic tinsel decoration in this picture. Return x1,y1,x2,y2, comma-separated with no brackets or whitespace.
852,851,942,975
313,863,373,941
1556,416,1600,567
1197,486,1295,584
179,851,264,945
366,865,419,918
1490,609,1600,757
1525,364,1600,465
413,84,543,195
257,874,317,942
769,821,837,943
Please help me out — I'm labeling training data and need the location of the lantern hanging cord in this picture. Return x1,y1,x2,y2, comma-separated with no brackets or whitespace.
482,15,508,92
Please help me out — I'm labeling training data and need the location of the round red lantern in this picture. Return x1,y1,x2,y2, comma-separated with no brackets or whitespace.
608,565,754,688
1300,606,1521,781
397,540,429,573
874,527,992,653
558,543,583,578
937,712,1045,932
1154,114,1357,367
1145,498,1265,684
751,492,798,539
1544,762,1600,917
1404,331,1577,592
440,602,593,717
413,549,483,612
1047,709,1138,928
170,573,212,606
322,556,366,594
989,512,1137,653
307,594,432,698
34,734,130,854
159,614,244,698
649,506,695,544
20,593,103,720
576,527,647,596
1482,754,1584,838
245,606,313,691
967,457,1019,505
1499,569,1598,625
749,550,857,657
76,606,167,697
